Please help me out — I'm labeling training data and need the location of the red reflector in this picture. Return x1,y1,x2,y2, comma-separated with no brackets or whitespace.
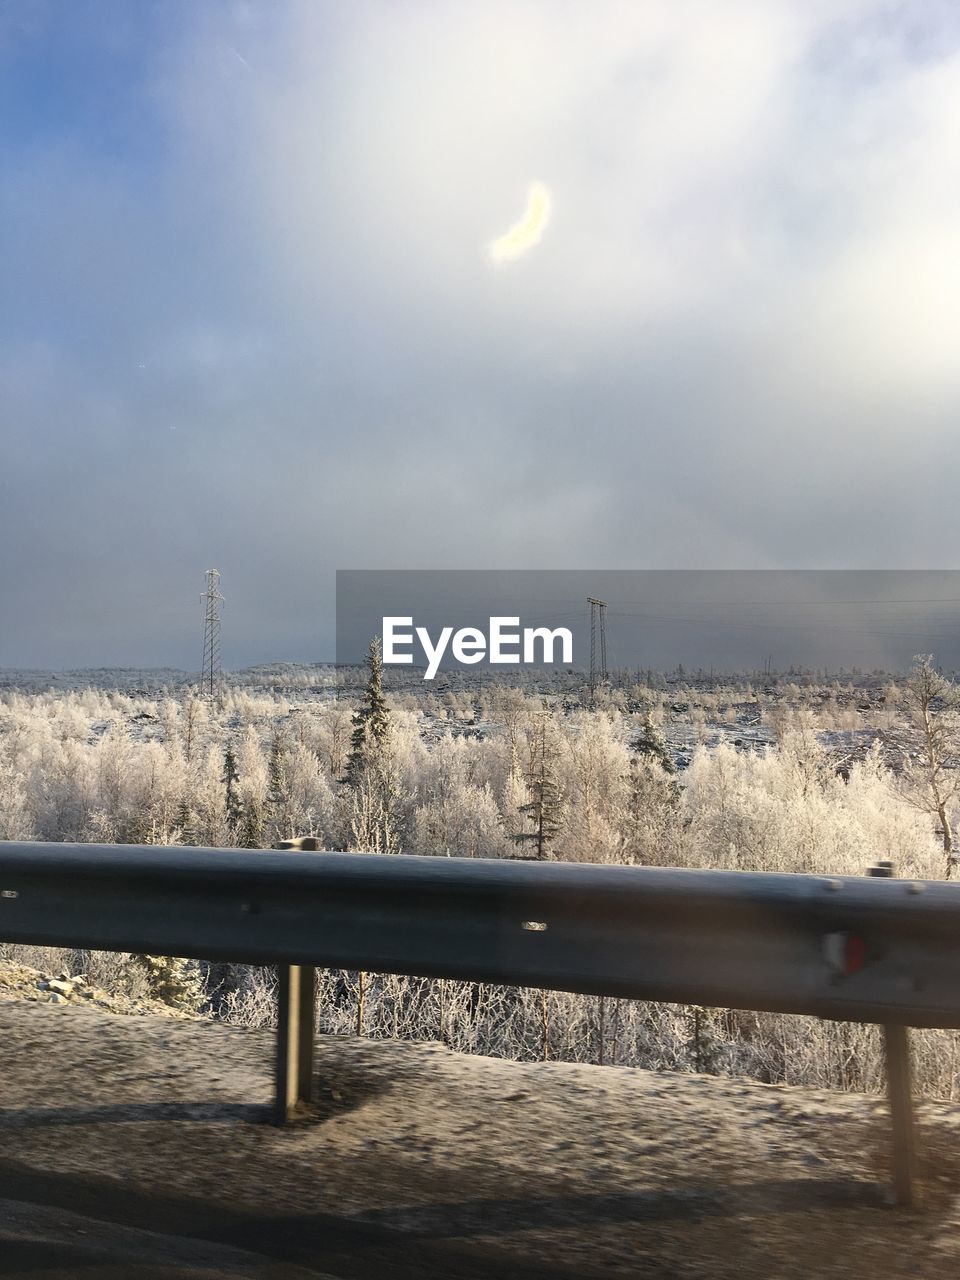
845,933,866,975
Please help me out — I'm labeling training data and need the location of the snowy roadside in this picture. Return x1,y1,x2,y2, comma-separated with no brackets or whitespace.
2,998,960,1278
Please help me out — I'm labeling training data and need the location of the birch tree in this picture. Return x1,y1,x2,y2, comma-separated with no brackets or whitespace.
900,655,960,878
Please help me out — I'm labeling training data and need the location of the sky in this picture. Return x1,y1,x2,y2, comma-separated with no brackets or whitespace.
4,0,960,670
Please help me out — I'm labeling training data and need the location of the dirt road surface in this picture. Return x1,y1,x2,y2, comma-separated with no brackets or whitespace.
1,1001,960,1278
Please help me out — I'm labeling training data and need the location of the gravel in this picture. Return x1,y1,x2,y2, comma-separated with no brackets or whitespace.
1,995,960,1278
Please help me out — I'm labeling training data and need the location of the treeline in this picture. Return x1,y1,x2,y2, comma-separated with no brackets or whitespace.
4,653,960,1096
0,651,950,881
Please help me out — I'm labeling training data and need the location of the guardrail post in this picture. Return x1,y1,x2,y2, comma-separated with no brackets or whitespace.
275,963,316,1124
273,838,320,1123
869,861,917,1207
883,1023,916,1207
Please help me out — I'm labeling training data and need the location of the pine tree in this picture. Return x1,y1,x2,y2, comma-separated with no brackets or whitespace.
348,751,403,854
268,731,287,805
238,794,265,849
686,1005,722,1074
133,954,205,1012
514,708,566,859
346,637,391,785
633,713,675,773
223,746,240,826
620,714,681,865
174,797,192,845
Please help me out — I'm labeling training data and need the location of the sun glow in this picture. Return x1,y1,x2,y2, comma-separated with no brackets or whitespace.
487,182,552,265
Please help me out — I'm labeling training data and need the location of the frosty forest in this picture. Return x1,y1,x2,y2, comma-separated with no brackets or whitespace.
3,651,960,1100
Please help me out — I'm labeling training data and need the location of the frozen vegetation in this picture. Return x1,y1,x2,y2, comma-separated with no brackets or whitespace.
2,654,959,1099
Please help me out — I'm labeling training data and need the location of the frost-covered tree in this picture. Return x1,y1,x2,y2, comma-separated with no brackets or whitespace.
276,741,337,845
316,703,352,781
187,745,233,847
346,637,391,786
0,756,32,840
348,740,403,854
133,954,205,1012
236,725,268,848
266,729,294,839
223,745,240,829
562,714,631,863
181,692,207,762
412,735,509,857
632,713,675,774
682,733,941,879
899,655,960,877
514,708,566,859
342,638,405,851
620,750,682,866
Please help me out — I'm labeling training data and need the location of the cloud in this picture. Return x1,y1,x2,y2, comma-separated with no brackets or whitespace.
6,0,960,667
487,181,552,264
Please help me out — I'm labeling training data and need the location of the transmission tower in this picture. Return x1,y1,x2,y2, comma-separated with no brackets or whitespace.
200,569,224,699
587,597,608,701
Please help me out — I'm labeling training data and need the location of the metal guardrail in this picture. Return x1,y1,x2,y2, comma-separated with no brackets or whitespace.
2,841,959,1205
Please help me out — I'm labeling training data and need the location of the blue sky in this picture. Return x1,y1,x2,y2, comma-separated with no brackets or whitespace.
4,1,960,669
2,8,162,153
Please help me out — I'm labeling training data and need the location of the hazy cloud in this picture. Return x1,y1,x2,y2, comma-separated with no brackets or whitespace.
4,0,960,667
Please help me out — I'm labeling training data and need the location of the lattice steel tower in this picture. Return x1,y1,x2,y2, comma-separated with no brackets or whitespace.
200,569,224,698
588,596,608,701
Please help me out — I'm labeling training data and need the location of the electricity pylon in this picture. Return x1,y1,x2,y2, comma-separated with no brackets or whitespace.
587,597,607,702
200,569,224,699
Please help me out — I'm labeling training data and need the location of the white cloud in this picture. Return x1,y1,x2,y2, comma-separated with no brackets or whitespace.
9,0,960,666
